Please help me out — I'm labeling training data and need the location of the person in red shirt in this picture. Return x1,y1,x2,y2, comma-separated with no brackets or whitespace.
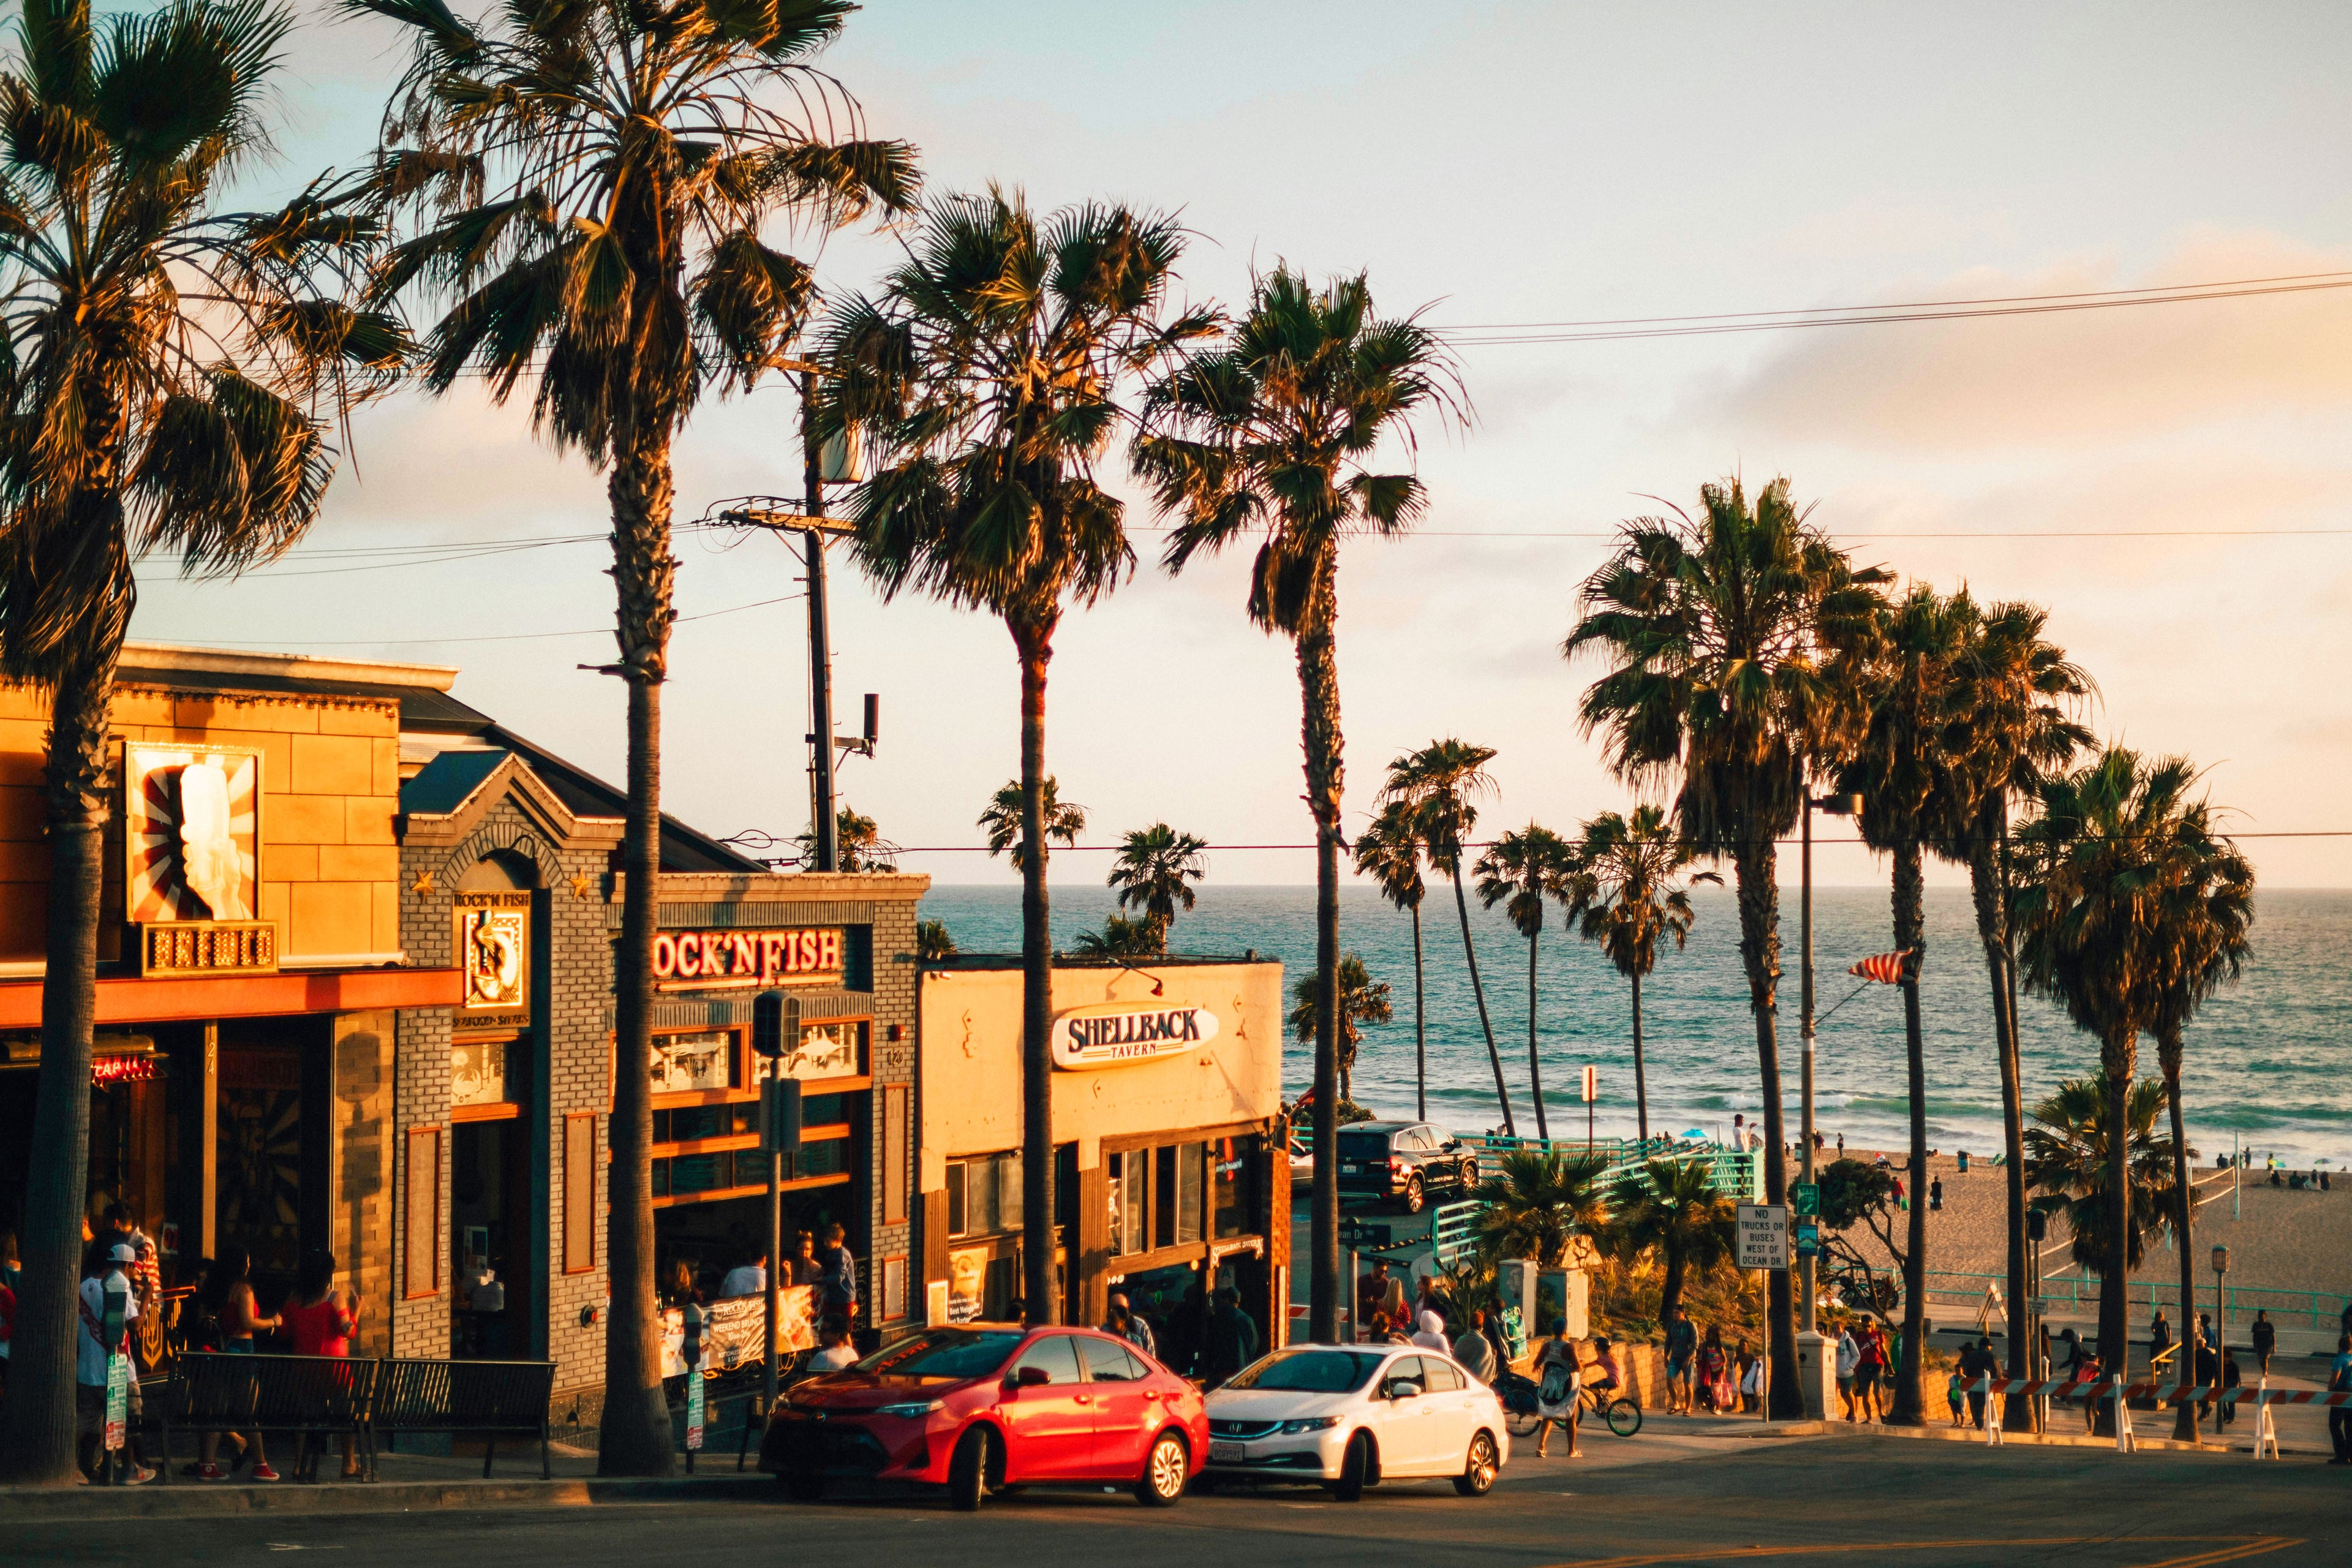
281,1248,364,1479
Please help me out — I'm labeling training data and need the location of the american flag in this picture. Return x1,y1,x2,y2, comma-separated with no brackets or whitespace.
1848,950,1913,984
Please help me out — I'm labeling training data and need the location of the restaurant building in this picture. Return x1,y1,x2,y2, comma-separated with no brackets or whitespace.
0,643,463,1348
913,953,1289,1359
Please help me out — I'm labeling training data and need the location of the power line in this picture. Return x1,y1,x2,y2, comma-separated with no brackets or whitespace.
854,830,2352,854
145,592,804,649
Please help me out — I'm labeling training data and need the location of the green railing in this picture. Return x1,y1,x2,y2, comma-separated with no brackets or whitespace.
1431,1200,1481,1265
1915,1269,2350,1332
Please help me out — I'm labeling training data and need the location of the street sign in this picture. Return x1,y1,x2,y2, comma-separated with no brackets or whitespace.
2027,1297,2051,1316
1580,1065,1598,1104
1736,1202,1790,1271
1795,1221,1820,1257
1790,1182,1819,1218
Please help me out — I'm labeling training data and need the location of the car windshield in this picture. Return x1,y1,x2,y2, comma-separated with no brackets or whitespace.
1335,1133,1390,1159
855,1329,1024,1381
1221,1349,1386,1393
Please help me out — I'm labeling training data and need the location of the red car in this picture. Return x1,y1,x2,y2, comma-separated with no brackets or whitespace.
760,1323,1207,1510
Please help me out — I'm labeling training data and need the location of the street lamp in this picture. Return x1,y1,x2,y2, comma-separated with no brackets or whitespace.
1798,788,1861,1334
2212,1244,2230,1371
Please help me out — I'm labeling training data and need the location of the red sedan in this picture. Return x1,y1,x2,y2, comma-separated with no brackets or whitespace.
760,1323,1207,1510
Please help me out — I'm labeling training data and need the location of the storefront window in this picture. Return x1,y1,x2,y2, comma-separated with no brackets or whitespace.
948,1150,1021,1239
1176,1144,1204,1246
1213,1134,1261,1240
1108,1150,1148,1256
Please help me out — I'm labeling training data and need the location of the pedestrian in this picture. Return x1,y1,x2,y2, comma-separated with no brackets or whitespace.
717,1250,767,1300
2074,1342,2105,1436
282,1248,364,1479
1200,1286,1262,1387
1532,1317,1580,1458
2218,1349,2241,1428
1664,1306,1698,1414
1698,1324,1732,1412
1836,1132,1846,1160
1855,1319,1887,1423
1946,1366,1967,1426
1453,1308,1499,1384
1835,1319,1861,1420
1957,1149,1969,1176
1411,1303,1450,1354
815,1223,858,1324
2149,1309,2173,1373
1960,1336,1997,1429
1891,1174,1906,1212
76,1242,155,1484
1929,1177,1943,1213
1104,1291,1158,1359
809,1315,859,1371
787,1230,823,1286
1356,1259,1404,1340
2327,1334,2352,1465
1736,1340,1763,1412
2252,1310,2275,1376
194,1243,277,1482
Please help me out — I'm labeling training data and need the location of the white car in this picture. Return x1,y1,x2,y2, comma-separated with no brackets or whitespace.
1200,1344,1507,1500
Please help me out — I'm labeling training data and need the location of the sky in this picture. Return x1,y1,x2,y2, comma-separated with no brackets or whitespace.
126,0,2352,888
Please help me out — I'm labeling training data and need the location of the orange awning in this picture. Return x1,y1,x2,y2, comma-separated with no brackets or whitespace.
0,967,463,1028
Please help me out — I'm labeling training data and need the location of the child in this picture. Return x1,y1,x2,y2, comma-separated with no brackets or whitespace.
1947,1369,1966,1426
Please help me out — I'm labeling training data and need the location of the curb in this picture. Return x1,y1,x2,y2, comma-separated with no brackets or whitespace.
0,1472,774,1526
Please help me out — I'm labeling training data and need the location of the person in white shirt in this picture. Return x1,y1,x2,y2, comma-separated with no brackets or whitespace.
807,1316,859,1371
717,1253,767,1300
1836,1322,1862,1420
1409,1306,1451,1354
78,1243,153,1483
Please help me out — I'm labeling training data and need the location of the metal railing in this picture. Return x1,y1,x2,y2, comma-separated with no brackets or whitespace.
1915,1269,2351,1331
1430,1200,1481,1265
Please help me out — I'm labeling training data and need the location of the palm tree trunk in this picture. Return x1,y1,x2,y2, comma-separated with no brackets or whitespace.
1526,929,1548,1140
1412,905,1426,1121
0,630,120,1485
1298,552,1344,1344
1014,617,1058,1326
2096,1025,2137,1435
1728,832,1801,1417
1631,969,1649,1145
1452,870,1515,1136
1969,799,2034,1427
600,441,678,1478
1660,1238,1687,1327
2162,1034,2199,1442
1890,842,1929,1426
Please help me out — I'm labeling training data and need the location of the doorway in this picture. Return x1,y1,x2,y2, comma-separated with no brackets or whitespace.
450,1115,530,1358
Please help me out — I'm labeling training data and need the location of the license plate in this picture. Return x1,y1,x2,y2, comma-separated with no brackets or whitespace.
1341,1164,1358,1174
1209,1441,1246,1463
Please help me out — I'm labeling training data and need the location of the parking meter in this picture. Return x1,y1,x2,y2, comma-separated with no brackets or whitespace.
680,1303,707,1466
681,1302,704,1371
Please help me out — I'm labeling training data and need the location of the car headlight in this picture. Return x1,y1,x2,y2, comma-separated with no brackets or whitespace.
873,1400,944,1419
1278,1416,1340,1434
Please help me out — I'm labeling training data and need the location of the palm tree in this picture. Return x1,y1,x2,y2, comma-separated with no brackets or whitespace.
979,775,1086,870
1470,1150,1608,1267
1562,805,1719,1144
1070,913,1163,960
1135,266,1458,1344
915,919,957,961
1107,823,1207,950
1837,582,1973,1425
800,805,895,871
2143,775,2253,1438
821,189,1208,1327
2022,1072,2179,1280
1566,475,1888,1419
2013,747,2196,1409
1608,1158,1738,1327
1930,598,2093,1407
1288,954,1393,1106
359,0,914,1474
0,0,402,1483
1474,824,1575,1140
1386,740,1515,1136
1353,801,1430,1118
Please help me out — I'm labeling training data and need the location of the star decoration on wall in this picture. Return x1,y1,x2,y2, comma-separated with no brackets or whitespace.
570,873,595,900
410,869,436,895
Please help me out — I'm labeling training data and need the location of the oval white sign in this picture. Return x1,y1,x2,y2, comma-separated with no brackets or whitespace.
1050,1004,1219,1069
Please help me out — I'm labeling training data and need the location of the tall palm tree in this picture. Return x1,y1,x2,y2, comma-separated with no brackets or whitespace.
1562,805,1719,1144
1107,821,1207,950
1474,823,1574,1140
359,0,914,1474
1387,740,1515,1135
1566,475,1888,1418
1837,581,1973,1425
1930,598,2093,1407
2013,747,2195,1410
915,918,957,960
1135,266,1458,1344
2143,775,2253,1438
979,775,1085,870
1470,1150,1608,1267
1288,953,1392,1106
2022,1072,2178,1279
1071,913,1163,960
1608,1158,1738,1327
1353,800,1430,1118
822,189,1208,1327
0,0,401,1483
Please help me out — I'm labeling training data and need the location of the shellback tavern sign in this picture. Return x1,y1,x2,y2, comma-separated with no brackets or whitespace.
1050,1003,1219,1070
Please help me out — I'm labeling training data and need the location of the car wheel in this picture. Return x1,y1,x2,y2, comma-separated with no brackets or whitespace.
782,1471,826,1502
1400,1175,1425,1215
948,1426,991,1512
1452,1430,1499,1497
1136,1431,1188,1507
1327,1431,1372,1501
1460,1158,1479,1189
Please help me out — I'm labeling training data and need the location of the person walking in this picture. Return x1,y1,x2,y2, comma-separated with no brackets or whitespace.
1532,1318,1581,1458
1836,1320,1861,1421
2327,1335,2352,1465
1104,1292,1158,1359
282,1248,364,1479
1410,1304,1450,1354
2252,1311,2276,1376
194,1244,278,1482
1357,1259,1405,1340
1928,1176,1944,1213
1664,1308,1698,1414
2149,1309,2174,1384
77,1242,154,1484
1453,1308,1499,1385
1959,1336,1997,1430
1199,1286,1262,1387
1736,1339,1763,1413
815,1224,858,1326
1697,1323,1731,1412
1855,1319,1888,1423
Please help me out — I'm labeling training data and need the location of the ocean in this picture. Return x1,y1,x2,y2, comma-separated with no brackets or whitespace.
918,883,2352,1169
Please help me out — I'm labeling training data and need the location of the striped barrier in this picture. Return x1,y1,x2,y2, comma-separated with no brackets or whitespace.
1960,1375,2351,1406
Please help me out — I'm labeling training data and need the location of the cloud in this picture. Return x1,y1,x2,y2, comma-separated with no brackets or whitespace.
1701,229,2352,451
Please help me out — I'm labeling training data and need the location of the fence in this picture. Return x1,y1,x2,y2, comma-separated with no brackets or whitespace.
1292,1120,1763,1205
1918,1269,2350,1332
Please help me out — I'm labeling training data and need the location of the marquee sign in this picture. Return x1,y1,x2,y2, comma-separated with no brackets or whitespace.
124,744,261,924
1050,1003,1219,1070
653,928,843,988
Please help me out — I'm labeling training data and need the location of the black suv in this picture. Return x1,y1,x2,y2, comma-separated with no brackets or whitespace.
1333,1121,1479,1213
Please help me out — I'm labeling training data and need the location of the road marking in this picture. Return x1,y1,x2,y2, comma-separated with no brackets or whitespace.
1538,1538,2301,1568
2126,1540,2303,1568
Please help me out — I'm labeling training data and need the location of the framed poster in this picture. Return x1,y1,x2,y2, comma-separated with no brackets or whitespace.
454,891,530,1029
124,744,260,923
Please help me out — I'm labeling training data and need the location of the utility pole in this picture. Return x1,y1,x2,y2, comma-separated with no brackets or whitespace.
802,370,837,873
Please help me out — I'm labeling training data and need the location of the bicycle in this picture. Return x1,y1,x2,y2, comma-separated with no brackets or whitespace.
1495,1371,1643,1439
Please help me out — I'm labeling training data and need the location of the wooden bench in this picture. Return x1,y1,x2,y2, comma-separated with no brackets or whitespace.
369,1357,556,1479
157,1354,379,1483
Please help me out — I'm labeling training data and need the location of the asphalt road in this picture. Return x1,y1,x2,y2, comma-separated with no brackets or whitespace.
9,1430,2346,1568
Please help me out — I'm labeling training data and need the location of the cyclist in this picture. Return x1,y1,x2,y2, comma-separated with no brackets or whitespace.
1587,1334,1624,1404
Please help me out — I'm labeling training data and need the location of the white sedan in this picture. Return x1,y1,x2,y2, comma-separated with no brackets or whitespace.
1200,1344,1507,1500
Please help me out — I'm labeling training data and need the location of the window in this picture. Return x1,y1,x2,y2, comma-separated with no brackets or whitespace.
948,1152,1022,1238
1109,1151,1147,1256
861,1328,1022,1379
1223,1349,1384,1393
883,1085,909,1225
1382,1356,1427,1396
1175,1144,1204,1246
1009,1335,1083,1385
563,1113,597,1274
1153,1147,1177,1250
1079,1336,1148,1382
947,1161,966,1237
1213,1135,1261,1240
882,1256,907,1321
1422,1359,1466,1392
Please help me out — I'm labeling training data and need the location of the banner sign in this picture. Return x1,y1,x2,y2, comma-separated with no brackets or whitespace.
1050,1003,1219,1070
658,1289,815,1379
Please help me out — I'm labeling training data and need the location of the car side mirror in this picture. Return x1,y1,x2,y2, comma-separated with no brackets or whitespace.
1442,1140,1460,1151
1006,1365,1050,1390
1390,1381,1422,1401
